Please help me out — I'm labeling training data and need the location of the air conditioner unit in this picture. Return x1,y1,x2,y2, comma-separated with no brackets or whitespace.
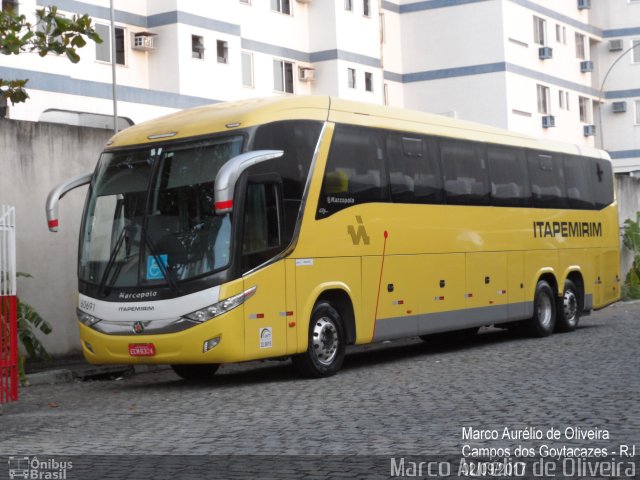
583,125,596,136
542,115,555,128
580,60,594,73
612,101,627,113
539,47,553,60
577,0,590,9
132,32,156,51
608,39,623,52
298,67,315,81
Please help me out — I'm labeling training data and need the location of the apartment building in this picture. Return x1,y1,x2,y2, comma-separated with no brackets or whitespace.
0,0,638,171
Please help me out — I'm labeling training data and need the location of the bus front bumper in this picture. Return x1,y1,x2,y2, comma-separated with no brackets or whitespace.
78,309,245,365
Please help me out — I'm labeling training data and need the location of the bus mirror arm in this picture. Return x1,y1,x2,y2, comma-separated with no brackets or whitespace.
214,150,284,215
45,172,93,232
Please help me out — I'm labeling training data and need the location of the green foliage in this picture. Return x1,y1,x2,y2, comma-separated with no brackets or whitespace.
16,272,53,384
1,5,101,105
621,212,640,300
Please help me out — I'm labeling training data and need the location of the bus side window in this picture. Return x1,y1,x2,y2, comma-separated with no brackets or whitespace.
563,154,595,209
593,158,614,209
527,151,567,209
441,140,490,206
242,182,282,273
487,145,531,207
317,125,389,218
387,134,443,204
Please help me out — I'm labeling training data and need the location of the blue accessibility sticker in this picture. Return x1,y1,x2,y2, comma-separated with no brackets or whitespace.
147,254,168,280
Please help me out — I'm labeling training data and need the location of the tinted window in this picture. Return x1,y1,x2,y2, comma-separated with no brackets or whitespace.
563,155,595,209
441,140,490,205
487,145,531,207
528,151,567,208
386,134,443,204
251,120,322,241
592,157,614,209
317,125,389,218
242,182,282,273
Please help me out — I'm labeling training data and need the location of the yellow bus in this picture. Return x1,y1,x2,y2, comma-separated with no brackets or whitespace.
46,96,620,379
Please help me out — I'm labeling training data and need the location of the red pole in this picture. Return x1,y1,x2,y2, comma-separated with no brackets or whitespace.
0,295,18,403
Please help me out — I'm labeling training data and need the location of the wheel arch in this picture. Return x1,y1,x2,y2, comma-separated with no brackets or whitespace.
563,269,586,311
534,269,559,298
298,283,356,352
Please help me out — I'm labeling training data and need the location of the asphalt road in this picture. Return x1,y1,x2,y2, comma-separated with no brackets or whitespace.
1,301,639,479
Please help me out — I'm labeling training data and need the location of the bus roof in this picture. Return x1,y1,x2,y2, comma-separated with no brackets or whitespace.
106,95,609,160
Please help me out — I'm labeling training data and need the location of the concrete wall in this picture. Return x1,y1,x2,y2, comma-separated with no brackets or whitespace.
616,174,640,278
0,119,112,357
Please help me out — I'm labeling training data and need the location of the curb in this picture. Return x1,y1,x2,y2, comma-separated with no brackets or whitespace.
26,369,74,386
24,364,169,386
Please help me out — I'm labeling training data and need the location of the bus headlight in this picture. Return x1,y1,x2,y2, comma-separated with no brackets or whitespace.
77,309,102,327
183,286,257,323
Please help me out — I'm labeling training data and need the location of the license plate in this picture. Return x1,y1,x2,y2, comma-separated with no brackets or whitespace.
128,343,156,357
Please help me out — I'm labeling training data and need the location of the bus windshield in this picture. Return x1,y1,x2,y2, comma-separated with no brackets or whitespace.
79,135,244,289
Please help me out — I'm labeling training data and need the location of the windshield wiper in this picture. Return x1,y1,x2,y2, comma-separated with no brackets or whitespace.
144,234,179,292
97,224,135,297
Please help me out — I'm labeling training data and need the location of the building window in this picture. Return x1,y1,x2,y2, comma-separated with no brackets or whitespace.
271,0,291,15
242,52,253,87
533,16,547,45
365,72,373,92
635,100,640,125
2,0,17,13
363,0,370,17
537,84,550,114
579,96,591,123
348,68,356,88
274,59,294,93
566,92,570,110
192,35,205,59
555,25,566,44
575,33,586,59
95,24,125,65
240,0,250,4
217,40,228,63
345,0,352,10
633,40,640,63
559,90,565,109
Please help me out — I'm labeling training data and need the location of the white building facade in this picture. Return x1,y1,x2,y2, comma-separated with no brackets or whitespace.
1,0,638,171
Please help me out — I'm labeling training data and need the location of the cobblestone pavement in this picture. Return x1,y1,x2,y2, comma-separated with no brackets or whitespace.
0,302,639,479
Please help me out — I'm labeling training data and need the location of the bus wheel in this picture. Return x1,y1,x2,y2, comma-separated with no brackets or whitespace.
170,364,220,381
526,280,556,337
292,301,346,378
556,279,580,332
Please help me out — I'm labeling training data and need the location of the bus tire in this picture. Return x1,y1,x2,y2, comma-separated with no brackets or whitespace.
170,363,220,381
292,301,346,378
526,280,556,337
556,279,580,332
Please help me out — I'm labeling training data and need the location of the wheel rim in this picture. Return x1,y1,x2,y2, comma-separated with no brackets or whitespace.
312,316,339,366
563,289,578,327
536,292,553,329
